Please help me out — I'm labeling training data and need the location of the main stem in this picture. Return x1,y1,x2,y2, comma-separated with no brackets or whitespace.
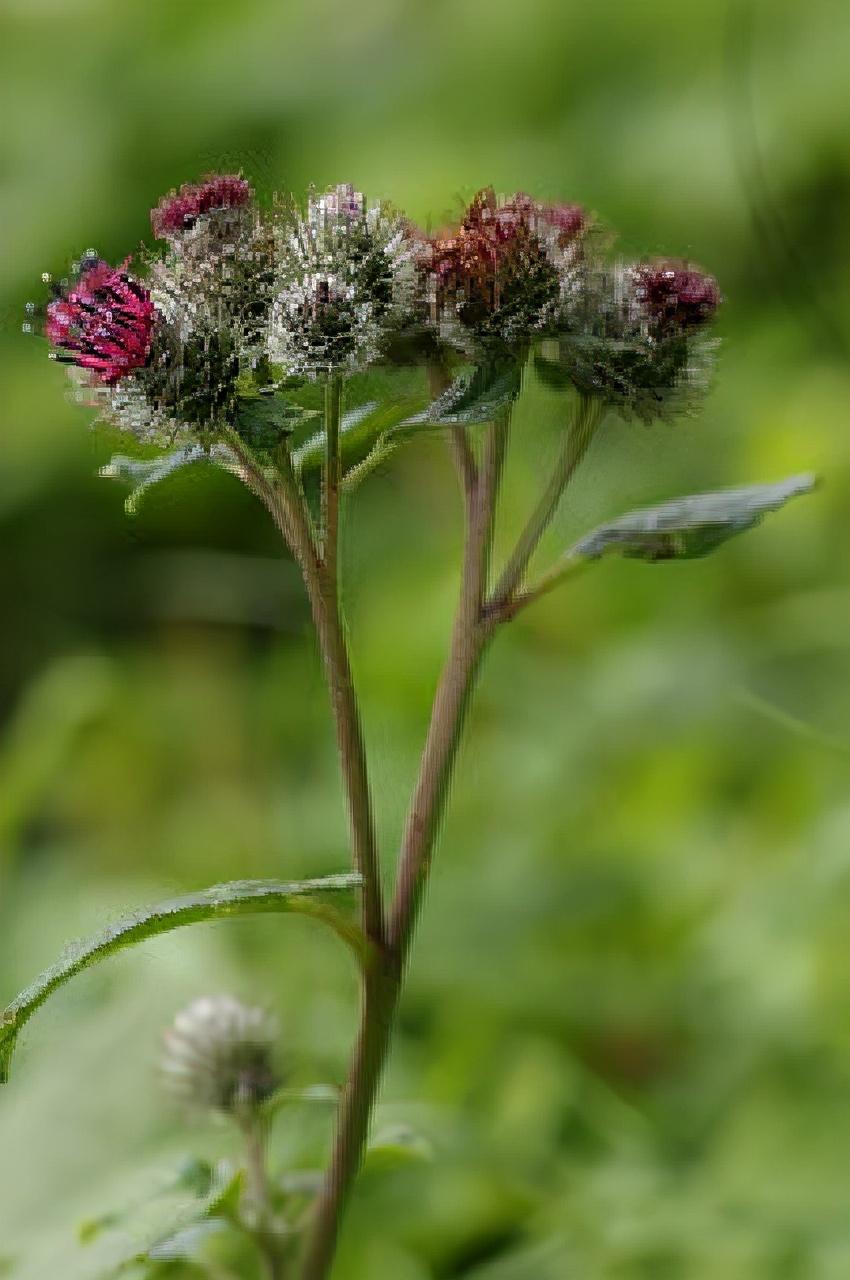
299,389,597,1279
301,413,506,1280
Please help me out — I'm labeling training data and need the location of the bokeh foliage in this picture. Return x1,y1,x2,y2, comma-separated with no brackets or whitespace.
1,0,849,1276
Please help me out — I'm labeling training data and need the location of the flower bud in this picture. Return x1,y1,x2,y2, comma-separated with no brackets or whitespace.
151,174,254,241
268,183,417,378
546,258,719,421
632,260,720,331
425,187,586,352
44,256,155,385
161,995,279,1116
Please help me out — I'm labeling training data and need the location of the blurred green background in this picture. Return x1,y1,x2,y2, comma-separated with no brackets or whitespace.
1,0,849,1276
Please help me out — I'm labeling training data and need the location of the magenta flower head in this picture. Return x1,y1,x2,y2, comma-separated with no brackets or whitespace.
542,201,586,245
427,187,586,350
44,255,156,385
151,173,253,240
633,260,721,331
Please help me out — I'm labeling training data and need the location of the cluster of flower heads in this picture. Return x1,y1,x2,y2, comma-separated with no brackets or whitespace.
31,172,722,444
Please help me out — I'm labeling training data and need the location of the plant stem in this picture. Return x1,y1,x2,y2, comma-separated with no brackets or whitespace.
427,358,477,505
387,414,504,955
298,958,400,1280
486,552,593,623
322,376,343,573
300,412,510,1279
240,385,597,1279
225,430,384,945
240,1111,286,1279
488,393,601,613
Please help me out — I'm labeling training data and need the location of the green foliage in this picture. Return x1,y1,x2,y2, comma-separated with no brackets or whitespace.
0,875,364,1084
399,357,524,429
570,473,816,563
100,448,226,515
233,393,315,454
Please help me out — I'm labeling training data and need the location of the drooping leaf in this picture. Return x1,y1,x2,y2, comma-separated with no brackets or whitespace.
395,357,523,433
0,874,365,1084
569,474,816,563
99,445,237,515
290,400,379,472
292,397,425,477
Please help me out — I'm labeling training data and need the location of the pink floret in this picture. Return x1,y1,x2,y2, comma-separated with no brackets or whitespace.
635,261,720,328
542,202,585,243
151,173,253,238
45,257,156,385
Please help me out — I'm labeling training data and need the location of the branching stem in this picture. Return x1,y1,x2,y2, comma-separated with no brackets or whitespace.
238,378,597,1279
488,393,601,614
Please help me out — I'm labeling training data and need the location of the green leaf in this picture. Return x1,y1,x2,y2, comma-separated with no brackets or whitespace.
262,1082,339,1120
234,393,317,452
362,1125,434,1173
570,474,816,563
77,1161,215,1248
292,397,423,476
0,874,365,1084
533,351,574,392
203,1167,244,1224
290,399,378,472
395,357,523,433
99,446,237,515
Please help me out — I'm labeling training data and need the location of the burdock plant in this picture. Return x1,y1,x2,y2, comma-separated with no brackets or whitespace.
4,176,815,1277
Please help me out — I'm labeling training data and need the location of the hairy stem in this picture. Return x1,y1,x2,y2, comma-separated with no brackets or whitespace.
300,409,510,1279
428,358,476,505
298,958,399,1280
242,385,596,1278
226,430,384,945
322,376,343,574
388,414,505,954
489,393,601,612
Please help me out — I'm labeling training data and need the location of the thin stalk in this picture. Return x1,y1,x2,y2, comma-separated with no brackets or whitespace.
239,1110,285,1280
299,387,596,1277
428,359,476,505
486,551,592,623
387,418,501,954
298,959,399,1280
300,411,510,1280
321,376,343,573
489,394,601,613
225,430,384,945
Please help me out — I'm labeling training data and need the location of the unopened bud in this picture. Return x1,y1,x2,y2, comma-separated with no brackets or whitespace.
161,995,279,1116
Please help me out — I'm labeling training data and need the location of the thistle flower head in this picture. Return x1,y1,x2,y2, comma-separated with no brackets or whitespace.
161,995,280,1116
43,255,155,385
268,183,417,378
547,257,719,421
426,187,586,352
308,181,365,226
151,174,253,240
632,260,721,331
